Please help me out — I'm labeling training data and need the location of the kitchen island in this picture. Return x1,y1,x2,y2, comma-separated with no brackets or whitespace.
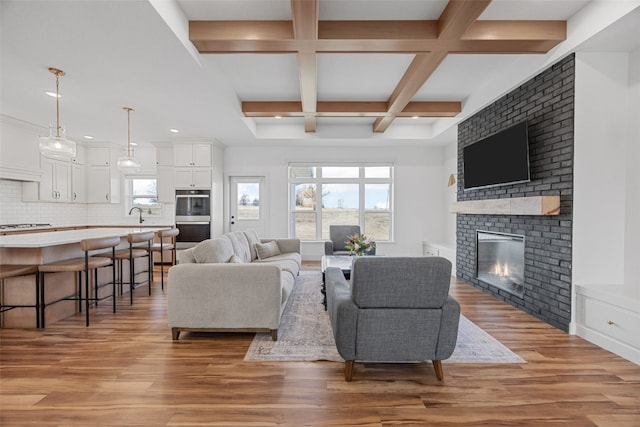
0,227,169,328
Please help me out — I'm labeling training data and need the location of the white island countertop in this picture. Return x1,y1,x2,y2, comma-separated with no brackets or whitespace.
0,227,170,248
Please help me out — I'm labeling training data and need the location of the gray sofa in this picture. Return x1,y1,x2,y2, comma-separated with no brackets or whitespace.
326,256,460,381
168,230,301,341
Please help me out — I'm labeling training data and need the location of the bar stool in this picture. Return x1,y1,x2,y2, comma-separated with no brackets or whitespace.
148,228,179,290
0,265,40,328
114,231,154,305
38,236,119,327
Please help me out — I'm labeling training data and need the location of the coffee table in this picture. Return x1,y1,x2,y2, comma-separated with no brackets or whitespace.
321,255,353,309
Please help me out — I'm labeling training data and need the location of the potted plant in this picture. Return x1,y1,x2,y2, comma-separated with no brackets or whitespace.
345,233,375,256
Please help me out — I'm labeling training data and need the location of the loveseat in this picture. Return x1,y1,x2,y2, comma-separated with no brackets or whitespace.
168,230,301,341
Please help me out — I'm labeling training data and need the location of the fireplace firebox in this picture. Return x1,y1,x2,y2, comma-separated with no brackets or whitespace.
476,230,525,298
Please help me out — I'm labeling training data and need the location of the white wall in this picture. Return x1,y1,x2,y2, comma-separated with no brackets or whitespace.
625,48,640,284
443,136,458,247
573,52,633,285
223,144,446,260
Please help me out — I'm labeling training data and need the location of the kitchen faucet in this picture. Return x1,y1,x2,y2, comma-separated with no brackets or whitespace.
129,206,144,224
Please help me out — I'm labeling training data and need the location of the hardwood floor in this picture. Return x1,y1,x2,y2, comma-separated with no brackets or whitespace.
1,263,639,426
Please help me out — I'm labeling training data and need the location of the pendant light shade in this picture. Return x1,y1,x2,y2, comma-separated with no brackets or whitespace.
117,107,141,173
39,67,76,160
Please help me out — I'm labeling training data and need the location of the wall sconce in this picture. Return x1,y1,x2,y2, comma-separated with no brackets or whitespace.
447,174,457,187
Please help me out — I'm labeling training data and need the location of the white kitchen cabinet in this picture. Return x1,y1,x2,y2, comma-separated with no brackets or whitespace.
87,165,120,203
86,144,121,203
37,157,71,202
71,143,86,165
157,166,175,203
155,144,173,166
174,167,211,189
1,116,42,181
174,143,211,167
87,146,111,166
71,163,86,203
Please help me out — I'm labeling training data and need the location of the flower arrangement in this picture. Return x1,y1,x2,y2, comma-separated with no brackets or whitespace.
345,233,375,256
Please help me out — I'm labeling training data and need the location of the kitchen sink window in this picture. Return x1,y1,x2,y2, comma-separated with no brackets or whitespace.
127,178,162,217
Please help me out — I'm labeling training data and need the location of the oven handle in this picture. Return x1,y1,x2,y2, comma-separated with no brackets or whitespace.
176,222,211,225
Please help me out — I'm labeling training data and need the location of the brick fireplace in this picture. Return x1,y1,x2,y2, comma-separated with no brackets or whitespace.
456,54,575,332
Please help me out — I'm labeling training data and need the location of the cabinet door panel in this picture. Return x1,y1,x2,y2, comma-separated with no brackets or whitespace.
88,166,111,203
192,144,211,167
173,145,194,167
72,164,86,203
157,166,175,203
54,161,71,201
192,169,212,188
39,159,56,201
174,168,194,188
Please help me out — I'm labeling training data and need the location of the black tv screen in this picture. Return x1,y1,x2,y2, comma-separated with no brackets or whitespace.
463,120,530,190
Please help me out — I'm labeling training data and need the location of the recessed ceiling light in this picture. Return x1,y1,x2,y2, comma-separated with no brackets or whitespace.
45,91,61,98
83,135,94,140
130,142,137,146
169,128,180,133
274,115,282,119
411,116,419,119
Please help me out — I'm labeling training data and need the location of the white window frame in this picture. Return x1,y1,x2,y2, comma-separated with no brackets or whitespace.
288,163,394,241
125,176,162,217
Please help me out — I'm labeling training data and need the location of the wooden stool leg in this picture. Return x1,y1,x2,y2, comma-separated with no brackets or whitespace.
160,245,165,290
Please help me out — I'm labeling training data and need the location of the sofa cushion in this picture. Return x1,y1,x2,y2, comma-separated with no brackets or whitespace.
243,229,261,261
177,247,196,264
224,232,252,263
253,253,300,276
255,240,281,259
228,254,243,263
192,238,234,264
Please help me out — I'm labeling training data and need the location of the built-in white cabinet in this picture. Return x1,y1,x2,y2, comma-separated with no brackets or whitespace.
71,163,86,203
174,168,211,189
157,166,175,203
155,145,173,166
71,144,86,165
1,116,43,181
86,144,120,203
23,156,71,202
174,143,211,167
575,284,640,365
39,158,71,202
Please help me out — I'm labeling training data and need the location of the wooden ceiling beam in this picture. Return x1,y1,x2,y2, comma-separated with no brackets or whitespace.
242,101,461,117
190,20,565,53
291,0,318,132
373,0,490,133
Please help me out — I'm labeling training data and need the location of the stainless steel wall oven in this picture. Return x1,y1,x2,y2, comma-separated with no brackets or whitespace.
175,189,211,248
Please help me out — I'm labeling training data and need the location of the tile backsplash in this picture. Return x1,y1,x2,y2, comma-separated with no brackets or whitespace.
0,179,174,226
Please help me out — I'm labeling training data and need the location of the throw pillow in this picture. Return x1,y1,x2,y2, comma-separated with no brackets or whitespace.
255,240,281,260
192,238,234,264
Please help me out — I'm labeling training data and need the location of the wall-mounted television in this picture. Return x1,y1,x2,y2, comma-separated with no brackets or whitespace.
463,120,530,190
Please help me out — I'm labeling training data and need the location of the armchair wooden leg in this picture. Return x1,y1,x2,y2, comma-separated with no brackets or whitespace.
432,360,444,381
344,360,354,382
171,328,180,341
270,329,278,341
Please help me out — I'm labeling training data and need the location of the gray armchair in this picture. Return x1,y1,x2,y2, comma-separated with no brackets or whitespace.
326,256,460,381
324,225,376,255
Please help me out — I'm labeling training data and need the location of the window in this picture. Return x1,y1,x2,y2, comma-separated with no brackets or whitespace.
128,178,161,216
289,164,393,241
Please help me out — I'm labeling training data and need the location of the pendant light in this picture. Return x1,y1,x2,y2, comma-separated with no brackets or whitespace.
39,67,76,160
117,107,141,173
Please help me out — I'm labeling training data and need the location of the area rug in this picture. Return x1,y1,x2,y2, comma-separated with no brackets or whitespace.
245,271,525,363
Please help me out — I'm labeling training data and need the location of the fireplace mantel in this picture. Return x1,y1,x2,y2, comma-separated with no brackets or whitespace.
451,195,560,216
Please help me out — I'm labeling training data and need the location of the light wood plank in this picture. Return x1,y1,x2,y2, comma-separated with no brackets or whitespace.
242,101,461,117
0,264,639,425
450,195,561,215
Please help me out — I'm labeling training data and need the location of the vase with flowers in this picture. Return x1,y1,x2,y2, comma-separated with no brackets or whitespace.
345,233,375,256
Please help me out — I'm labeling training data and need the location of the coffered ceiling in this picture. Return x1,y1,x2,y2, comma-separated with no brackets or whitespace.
1,1,639,147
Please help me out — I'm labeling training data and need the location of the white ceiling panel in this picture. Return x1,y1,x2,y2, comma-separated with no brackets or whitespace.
318,54,415,101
